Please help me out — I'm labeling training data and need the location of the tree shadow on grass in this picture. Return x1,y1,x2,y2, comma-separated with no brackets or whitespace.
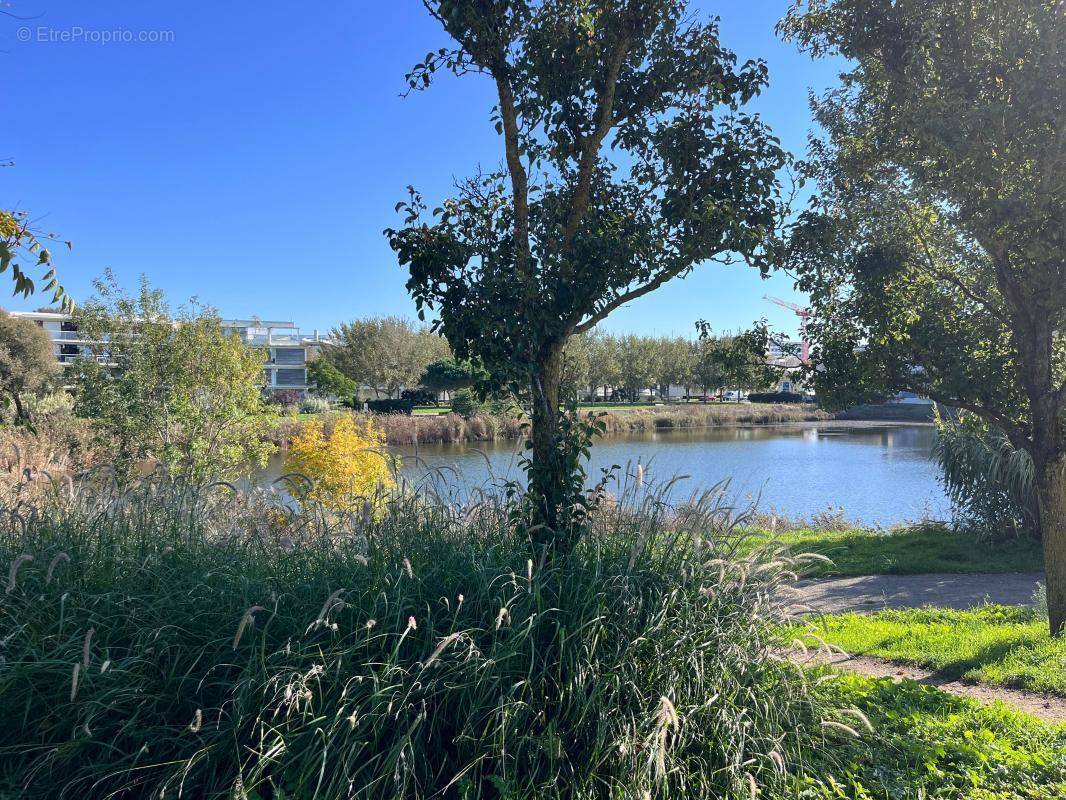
854,629,1045,691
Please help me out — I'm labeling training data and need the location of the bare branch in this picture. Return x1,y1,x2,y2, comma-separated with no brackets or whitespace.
572,265,686,335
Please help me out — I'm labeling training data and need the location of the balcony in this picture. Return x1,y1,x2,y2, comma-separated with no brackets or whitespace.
236,330,329,346
58,354,112,365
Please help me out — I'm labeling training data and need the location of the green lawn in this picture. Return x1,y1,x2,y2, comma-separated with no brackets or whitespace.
803,672,1066,799
793,605,1066,696
413,405,451,415
742,525,1044,577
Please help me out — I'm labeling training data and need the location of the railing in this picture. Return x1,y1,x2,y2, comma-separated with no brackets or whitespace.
58,354,111,364
238,332,329,345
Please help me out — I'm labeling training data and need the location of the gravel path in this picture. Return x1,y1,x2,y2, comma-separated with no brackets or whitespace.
779,571,1046,615
794,650,1066,725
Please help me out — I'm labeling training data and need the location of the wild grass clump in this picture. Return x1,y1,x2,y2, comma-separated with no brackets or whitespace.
0,474,831,799
271,405,825,448
0,413,96,506
599,403,827,435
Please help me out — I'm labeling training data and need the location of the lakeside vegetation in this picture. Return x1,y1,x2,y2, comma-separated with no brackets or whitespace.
795,606,1066,697
2,0,1062,795
0,475,1060,799
268,402,829,447
0,475,831,799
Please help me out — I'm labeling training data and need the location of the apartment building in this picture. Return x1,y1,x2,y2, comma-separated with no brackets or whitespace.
8,311,329,394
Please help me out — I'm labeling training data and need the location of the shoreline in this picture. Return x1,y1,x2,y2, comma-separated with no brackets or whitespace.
268,404,934,447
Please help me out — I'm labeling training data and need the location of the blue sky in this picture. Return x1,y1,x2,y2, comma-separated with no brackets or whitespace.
3,1,842,339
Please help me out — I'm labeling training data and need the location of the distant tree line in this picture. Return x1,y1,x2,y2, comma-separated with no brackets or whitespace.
313,317,782,404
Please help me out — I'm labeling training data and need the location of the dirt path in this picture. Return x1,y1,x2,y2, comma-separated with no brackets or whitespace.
779,571,1045,615
794,649,1066,725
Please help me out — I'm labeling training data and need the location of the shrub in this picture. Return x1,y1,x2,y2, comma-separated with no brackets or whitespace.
298,395,332,415
0,476,829,799
306,358,357,399
71,276,275,480
366,398,415,415
932,410,1037,539
450,387,483,418
285,415,395,511
400,388,436,405
269,388,304,408
747,392,804,404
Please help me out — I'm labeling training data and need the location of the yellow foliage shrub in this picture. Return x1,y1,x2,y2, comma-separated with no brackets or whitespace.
284,415,395,511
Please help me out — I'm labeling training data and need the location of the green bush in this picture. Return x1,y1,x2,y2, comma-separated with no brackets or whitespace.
365,397,414,415
449,387,483,418
747,392,804,404
0,478,826,799
933,410,1037,539
298,395,332,414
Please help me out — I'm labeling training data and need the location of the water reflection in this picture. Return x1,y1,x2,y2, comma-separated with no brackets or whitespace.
256,423,949,528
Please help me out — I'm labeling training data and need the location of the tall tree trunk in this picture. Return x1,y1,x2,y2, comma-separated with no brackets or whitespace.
529,342,565,552
1036,458,1066,635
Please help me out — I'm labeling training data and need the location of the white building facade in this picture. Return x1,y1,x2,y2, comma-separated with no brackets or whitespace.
8,311,329,394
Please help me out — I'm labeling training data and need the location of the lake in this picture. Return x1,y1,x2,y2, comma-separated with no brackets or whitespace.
258,422,951,527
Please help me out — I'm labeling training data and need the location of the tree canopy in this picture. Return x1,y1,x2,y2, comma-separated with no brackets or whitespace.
780,0,1065,631
419,357,479,396
0,310,60,424
388,0,787,545
326,316,450,399
72,274,274,481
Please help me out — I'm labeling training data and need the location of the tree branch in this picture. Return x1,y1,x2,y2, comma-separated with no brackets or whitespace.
898,379,1030,452
493,71,532,280
560,34,632,261
572,265,686,335
899,203,1003,319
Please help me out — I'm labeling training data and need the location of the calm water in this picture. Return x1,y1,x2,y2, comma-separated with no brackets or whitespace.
259,422,950,527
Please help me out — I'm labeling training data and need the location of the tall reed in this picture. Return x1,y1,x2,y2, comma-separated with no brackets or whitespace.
0,472,834,799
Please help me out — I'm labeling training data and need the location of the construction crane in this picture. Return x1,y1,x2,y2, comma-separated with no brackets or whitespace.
762,294,810,363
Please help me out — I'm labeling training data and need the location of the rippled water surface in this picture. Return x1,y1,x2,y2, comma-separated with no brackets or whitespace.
258,422,949,527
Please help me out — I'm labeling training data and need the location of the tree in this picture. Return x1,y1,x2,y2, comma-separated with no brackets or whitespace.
694,323,777,399
654,336,696,401
327,317,450,398
617,334,661,402
586,330,621,403
560,333,591,401
0,310,60,424
780,0,1066,632
419,357,478,400
693,335,727,396
388,0,786,546
0,209,72,311
72,274,274,481
307,357,358,399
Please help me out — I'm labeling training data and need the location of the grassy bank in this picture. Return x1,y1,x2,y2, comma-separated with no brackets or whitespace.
0,477,832,799
740,526,1044,577
3,477,1063,797
271,402,829,447
795,605,1066,696
806,672,1066,799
